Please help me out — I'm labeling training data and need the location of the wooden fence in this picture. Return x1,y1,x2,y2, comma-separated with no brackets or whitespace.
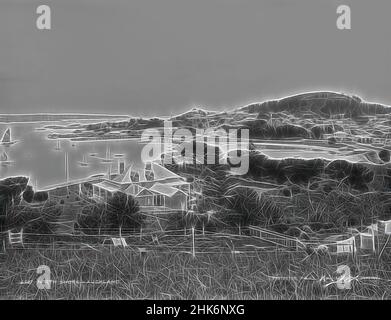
248,226,304,250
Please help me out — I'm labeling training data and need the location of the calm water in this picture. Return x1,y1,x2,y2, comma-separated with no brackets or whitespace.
0,122,144,189
0,122,369,189
255,142,366,162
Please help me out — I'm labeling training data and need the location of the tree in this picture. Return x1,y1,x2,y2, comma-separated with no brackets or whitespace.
104,193,143,232
23,185,35,203
0,177,29,231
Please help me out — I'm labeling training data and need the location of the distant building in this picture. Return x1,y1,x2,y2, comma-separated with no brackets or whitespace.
356,136,373,144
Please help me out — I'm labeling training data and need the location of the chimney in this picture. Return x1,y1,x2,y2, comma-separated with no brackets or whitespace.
145,170,154,181
145,162,152,171
119,161,125,174
131,172,140,183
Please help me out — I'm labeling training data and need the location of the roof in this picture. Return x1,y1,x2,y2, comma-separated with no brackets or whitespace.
150,183,184,197
107,161,185,187
135,187,154,197
151,162,182,180
164,180,190,187
112,164,132,183
92,180,122,193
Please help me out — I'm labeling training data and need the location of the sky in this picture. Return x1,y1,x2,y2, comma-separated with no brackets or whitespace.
0,0,390,116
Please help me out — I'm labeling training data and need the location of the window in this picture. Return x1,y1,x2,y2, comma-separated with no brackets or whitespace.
153,195,164,206
360,234,374,250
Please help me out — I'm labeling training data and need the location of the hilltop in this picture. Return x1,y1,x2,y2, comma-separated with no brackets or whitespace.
239,91,390,118
45,91,391,142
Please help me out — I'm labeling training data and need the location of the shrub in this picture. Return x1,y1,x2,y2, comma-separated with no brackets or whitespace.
220,187,284,228
22,186,34,203
379,149,390,163
0,176,29,230
165,210,218,231
76,203,105,234
103,193,143,231
5,201,61,235
32,191,49,202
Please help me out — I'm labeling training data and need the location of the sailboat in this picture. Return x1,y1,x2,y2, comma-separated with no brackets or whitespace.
54,140,61,151
0,151,8,161
100,146,113,164
0,151,12,166
78,154,89,167
0,128,18,147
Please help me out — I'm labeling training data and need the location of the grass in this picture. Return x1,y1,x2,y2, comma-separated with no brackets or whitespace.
2,245,391,299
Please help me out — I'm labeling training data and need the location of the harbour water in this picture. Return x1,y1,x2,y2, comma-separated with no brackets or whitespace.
0,122,144,189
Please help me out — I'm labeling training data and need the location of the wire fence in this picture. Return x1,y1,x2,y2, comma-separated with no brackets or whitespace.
1,227,299,256
2,224,391,259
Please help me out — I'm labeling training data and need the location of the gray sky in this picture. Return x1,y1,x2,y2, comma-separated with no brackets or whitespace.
0,0,390,116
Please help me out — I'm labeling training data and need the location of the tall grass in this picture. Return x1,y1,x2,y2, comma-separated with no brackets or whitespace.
2,247,391,299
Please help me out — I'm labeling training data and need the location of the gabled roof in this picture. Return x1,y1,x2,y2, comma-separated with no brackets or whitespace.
151,162,182,180
123,184,139,195
112,164,133,183
108,161,184,185
135,187,154,197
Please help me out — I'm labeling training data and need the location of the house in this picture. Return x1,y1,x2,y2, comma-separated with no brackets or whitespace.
323,234,356,255
336,237,356,254
40,159,191,212
347,220,391,254
91,160,191,211
359,232,375,252
356,136,373,144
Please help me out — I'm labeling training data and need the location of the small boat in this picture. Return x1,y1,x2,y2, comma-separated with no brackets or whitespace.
0,128,18,147
78,155,89,167
113,153,124,158
100,146,113,164
0,151,13,166
89,146,99,157
0,152,7,161
54,140,61,151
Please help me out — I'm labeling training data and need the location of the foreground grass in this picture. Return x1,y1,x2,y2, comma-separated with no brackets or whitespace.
1,247,391,300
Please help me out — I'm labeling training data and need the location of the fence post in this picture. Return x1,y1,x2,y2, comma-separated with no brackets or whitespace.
191,227,195,258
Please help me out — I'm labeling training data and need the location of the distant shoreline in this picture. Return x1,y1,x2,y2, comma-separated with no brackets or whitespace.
0,113,129,123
